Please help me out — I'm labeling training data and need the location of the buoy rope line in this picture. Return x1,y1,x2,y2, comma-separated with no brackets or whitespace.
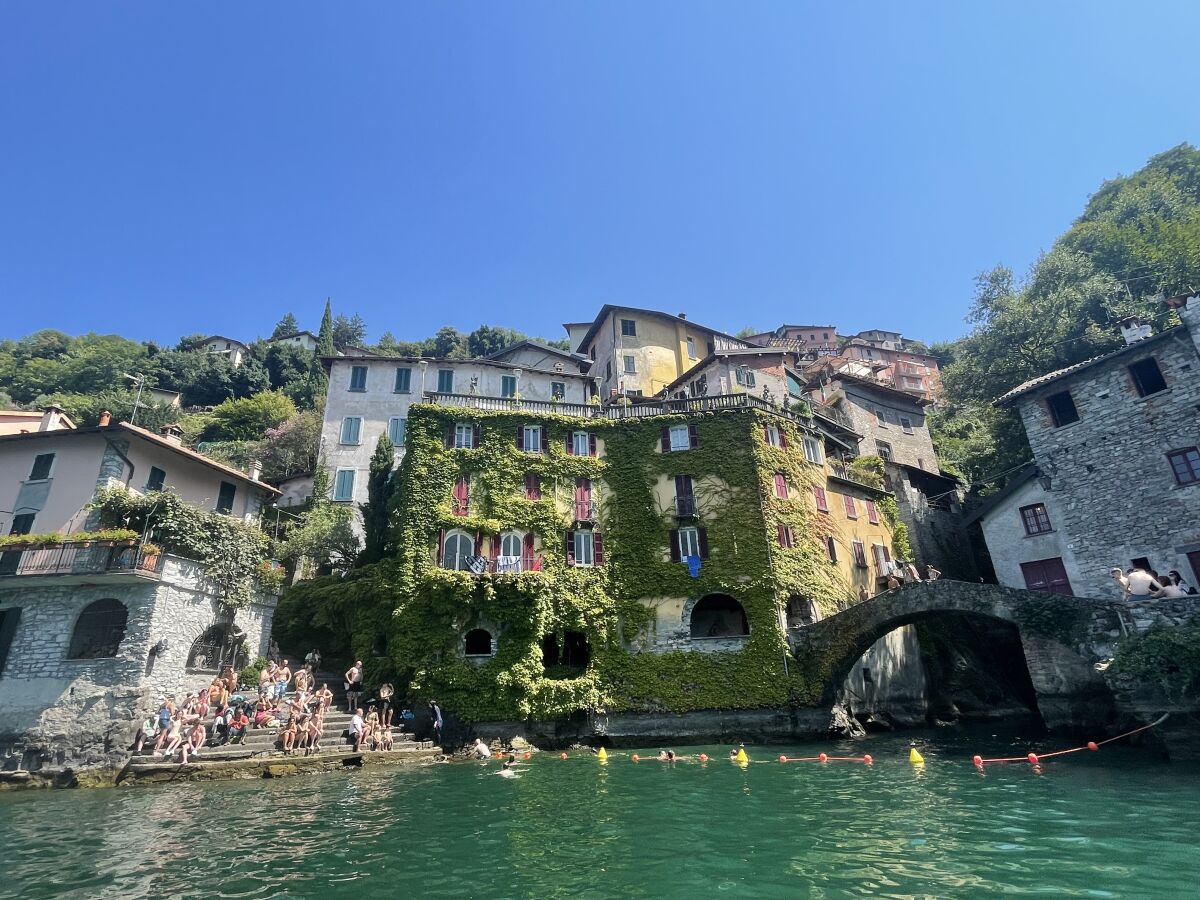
972,713,1169,769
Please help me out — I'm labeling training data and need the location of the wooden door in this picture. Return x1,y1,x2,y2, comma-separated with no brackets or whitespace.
1020,557,1073,596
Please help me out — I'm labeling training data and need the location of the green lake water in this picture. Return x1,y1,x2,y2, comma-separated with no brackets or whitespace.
0,727,1195,899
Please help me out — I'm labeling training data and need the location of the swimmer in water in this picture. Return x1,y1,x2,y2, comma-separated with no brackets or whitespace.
728,749,738,760
496,760,518,778
656,749,677,762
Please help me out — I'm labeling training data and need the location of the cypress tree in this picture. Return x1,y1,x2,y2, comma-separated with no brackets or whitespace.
358,434,396,564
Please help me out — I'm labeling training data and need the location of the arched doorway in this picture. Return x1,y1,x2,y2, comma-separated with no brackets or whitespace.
689,594,750,639
187,623,249,673
67,599,129,659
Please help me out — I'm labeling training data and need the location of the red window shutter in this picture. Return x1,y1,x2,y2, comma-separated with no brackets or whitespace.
472,424,481,447
774,473,787,498
474,531,483,556
589,434,597,457
565,432,574,455
661,427,671,452
763,425,771,444
777,523,786,547
576,478,591,501
698,527,709,560
866,500,878,524
445,425,454,448
669,528,681,562
437,528,446,564
523,532,535,562
490,534,501,560
688,424,699,448
814,486,828,511
826,535,836,562
843,495,856,518
778,429,788,449
516,427,524,451
565,531,575,565
594,533,604,565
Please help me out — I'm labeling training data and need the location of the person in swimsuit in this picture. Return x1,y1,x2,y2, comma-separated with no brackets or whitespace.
275,660,292,701
279,719,298,754
378,683,394,728
345,661,364,713
314,683,334,713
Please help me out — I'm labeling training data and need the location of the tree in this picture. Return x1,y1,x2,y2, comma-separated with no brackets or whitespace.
271,312,300,340
429,326,469,359
259,409,323,482
735,326,759,339
264,342,312,393
466,325,524,357
358,434,397,565
373,331,426,357
200,391,297,442
275,501,360,571
301,299,336,403
331,312,367,349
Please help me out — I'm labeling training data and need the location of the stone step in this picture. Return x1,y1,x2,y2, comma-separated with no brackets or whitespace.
129,742,440,771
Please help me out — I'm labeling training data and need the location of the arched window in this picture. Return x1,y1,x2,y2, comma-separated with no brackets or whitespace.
689,594,750,639
464,628,493,657
442,530,474,571
187,623,249,672
67,599,129,659
500,532,524,558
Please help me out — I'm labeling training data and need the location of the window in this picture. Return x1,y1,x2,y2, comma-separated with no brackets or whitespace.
388,417,407,446
1046,391,1079,427
678,526,702,559
501,375,517,398
763,424,783,447
437,369,455,394
464,629,493,657
900,417,913,434
216,482,237,514
823,332,829,340
621,318,637,336
623,355,636,374
0,608,21,677
813,486,828,512
842,494,857,519
572,530,595,567
778,524,796,549
146,466,166,492
524,473,542,500
875,409,887,427
8,513,34,536
866,500,878,525
1129,357,1167,397
875,440,892,461
735,367,756,387
571,431,593,456
340,416,363,444
394,367,412,393
873,543,891,572
1019,503,1053,535
687,337,697,359
67,599,128,659
825,535,837,562
674,475,696,516
333,469,356,502
29,453,54,480
573,477,594,520
1168,448,1200,485
349,366,368,392
851,539,867,568
519,425,543,452
606,361,612,381
802,436,822,464
773,472,789,499
442,530,474,570
551,381,565,400
451,476,470,514
500,531,524,560
666,424,696,452
454,423,475,448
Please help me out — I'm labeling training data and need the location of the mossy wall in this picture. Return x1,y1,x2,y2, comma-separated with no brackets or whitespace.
285,403,890,722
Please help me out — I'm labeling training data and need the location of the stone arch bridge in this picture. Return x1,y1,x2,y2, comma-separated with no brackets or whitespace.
789,581,1131,732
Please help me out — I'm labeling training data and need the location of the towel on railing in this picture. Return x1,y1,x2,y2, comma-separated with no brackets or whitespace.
495,555,522,573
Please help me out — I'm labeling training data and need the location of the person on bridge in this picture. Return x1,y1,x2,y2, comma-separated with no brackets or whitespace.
1123,567,1161,600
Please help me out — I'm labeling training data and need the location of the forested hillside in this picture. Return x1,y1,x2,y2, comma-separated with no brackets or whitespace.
932,143,1200,489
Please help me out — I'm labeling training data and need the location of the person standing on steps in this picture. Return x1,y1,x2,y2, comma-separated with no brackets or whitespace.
305,647,322,670
429,700,443,745
378,683,394,728
345,660,364,713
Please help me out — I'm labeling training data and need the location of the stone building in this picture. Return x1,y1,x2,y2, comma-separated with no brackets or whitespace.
0,554,276,779
978,298,1200,599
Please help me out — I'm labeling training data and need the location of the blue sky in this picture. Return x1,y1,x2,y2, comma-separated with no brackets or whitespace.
2,3,1197,347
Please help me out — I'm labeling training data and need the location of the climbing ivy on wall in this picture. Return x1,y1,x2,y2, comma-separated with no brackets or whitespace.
279,404,896,721
848,455,913,562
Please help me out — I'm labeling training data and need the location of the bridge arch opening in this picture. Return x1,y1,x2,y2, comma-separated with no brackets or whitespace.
689,594,749,639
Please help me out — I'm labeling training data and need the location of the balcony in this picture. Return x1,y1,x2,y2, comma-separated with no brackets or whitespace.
443,555,543,575
674,495,698,518
0,543,165,584
573,500,598,522
828,462,883,491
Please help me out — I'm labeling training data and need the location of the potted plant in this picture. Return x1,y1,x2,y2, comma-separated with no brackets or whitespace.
139,542,162,570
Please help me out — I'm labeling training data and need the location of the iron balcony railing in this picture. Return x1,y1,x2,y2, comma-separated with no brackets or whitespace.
422,391,812,423
573,500,598,522
443,555,543,575
674,495,698,517
0,543,166,579
828,462,882,491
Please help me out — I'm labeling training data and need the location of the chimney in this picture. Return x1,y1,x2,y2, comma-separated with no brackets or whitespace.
38,406,65,432
248,459,263,482
1119,316,1153,345
678,312,687,320
98,410,112,427
160,423,184,446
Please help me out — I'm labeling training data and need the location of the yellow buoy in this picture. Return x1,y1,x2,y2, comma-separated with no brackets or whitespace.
909,747,925,765
736,748,749,764
597,747,608,761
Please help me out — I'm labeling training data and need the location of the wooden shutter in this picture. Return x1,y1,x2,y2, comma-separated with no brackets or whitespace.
778,428,788,449
565,531,575,565
763,425,771,444
669,529,681,562
526,473,541,500
540,429,548,452
594,533,604,565
688,425,699,449
516,427,525,451
774,473,787,498
698,527,709,560
576,477,591,502
675,474,692,499
565,432,574,455
523,532,535,562
866,500,878,524
453,477,469,513
777,523,786,547
472,425,481,447
474,531,483,556
437,528,446,564
490,534,501,561
589,433,597,457
445,424,454,448
661,427,671,452
814,486,828,511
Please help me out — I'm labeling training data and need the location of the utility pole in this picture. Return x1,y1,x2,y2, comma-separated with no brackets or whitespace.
123,372,147,426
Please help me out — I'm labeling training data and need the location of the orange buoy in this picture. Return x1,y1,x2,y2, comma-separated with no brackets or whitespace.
1087,741,1099,751
1027,752,1039,765
819,752,828,763
973,755,984,768
863,754,873,765
778,755,787,763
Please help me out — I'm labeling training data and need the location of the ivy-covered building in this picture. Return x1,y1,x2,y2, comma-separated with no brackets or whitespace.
353,391,906,727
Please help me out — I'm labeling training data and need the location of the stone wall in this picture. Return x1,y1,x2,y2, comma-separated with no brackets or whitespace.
1014,326,1200,599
